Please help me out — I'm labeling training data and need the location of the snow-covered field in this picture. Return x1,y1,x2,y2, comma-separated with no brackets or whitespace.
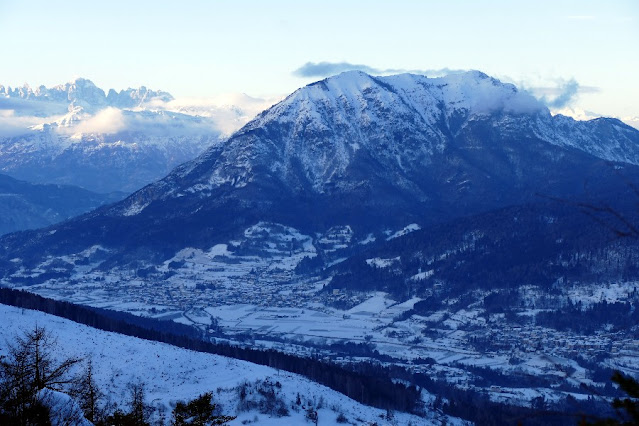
4,220,639,413
0,304,465,425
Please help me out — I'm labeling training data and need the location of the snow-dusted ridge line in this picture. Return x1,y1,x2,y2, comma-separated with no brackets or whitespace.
0,77,172,110
153,69,639,203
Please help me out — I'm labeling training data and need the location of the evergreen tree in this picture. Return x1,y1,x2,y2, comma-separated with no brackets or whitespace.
0,325,81,425
72,359,104,423
171,392,235,425
99,382,151,426
305,406,318,425
581,370,639,425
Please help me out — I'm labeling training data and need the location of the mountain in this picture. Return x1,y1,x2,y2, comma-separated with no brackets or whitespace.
0,173,124,236
0,77,173,111
3,71,639,419
2,71,639,273
0,78,274,193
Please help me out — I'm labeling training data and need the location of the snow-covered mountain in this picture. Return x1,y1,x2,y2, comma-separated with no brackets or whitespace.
0,78,276,193
111,70,639,217
0,78,173,111
2,71,638,423
2,71,639,270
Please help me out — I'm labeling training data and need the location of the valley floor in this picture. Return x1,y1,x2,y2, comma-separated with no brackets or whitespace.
5,222,639,418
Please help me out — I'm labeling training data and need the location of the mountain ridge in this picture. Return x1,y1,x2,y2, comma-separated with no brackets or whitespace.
0,77,173,111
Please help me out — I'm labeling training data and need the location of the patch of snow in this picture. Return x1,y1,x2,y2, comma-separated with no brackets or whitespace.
366,256,400,268
387,223,421,240
209,244,232,257
411,270,434,281
121,201,149,216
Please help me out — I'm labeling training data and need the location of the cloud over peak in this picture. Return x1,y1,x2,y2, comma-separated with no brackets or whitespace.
293,61,466,79
294,63,602,113
0,78,280,141
525,79,600,109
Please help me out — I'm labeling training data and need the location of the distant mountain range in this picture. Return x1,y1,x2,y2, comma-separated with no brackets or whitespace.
0,78,275,193
0,77,173,110
1,70,639,279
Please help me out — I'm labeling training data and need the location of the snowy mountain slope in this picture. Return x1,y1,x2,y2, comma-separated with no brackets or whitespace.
112,70,639,215
0,173,123,236
535,114,639,165
0,304,462,425
0,78,275,193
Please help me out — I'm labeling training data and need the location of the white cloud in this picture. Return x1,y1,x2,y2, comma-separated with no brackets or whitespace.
501,75,600,110
0,109,65,138
621,116,639,130
0,82,279,141
143,94,280,136
0,95,278,141
70,107,126,135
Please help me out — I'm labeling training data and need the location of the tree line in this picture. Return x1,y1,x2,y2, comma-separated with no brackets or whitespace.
0,287,421,414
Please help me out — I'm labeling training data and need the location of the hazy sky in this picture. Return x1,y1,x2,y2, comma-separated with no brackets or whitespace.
1,0,637,123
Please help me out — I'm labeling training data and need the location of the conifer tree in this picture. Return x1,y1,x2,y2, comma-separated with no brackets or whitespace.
171,392,235,425
0,325,81,425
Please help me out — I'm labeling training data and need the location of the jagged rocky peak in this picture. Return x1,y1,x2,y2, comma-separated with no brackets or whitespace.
60,78,108,111
0,83,37,99
106,85,174,108
0,77,173,109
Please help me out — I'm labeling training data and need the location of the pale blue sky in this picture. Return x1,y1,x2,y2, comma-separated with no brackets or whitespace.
1,0,637,122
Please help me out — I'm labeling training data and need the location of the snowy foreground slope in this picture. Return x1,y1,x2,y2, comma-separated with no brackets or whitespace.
0,304,465,425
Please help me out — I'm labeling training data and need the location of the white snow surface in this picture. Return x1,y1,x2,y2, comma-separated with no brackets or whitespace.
387,223,421,240
366,256,400,269
0,304,462,425
38,389,92,426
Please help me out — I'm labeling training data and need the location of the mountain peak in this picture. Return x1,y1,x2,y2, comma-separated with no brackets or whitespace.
251,70,546,145
459,69,490,79
0,78,174,110
69,77,98,86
